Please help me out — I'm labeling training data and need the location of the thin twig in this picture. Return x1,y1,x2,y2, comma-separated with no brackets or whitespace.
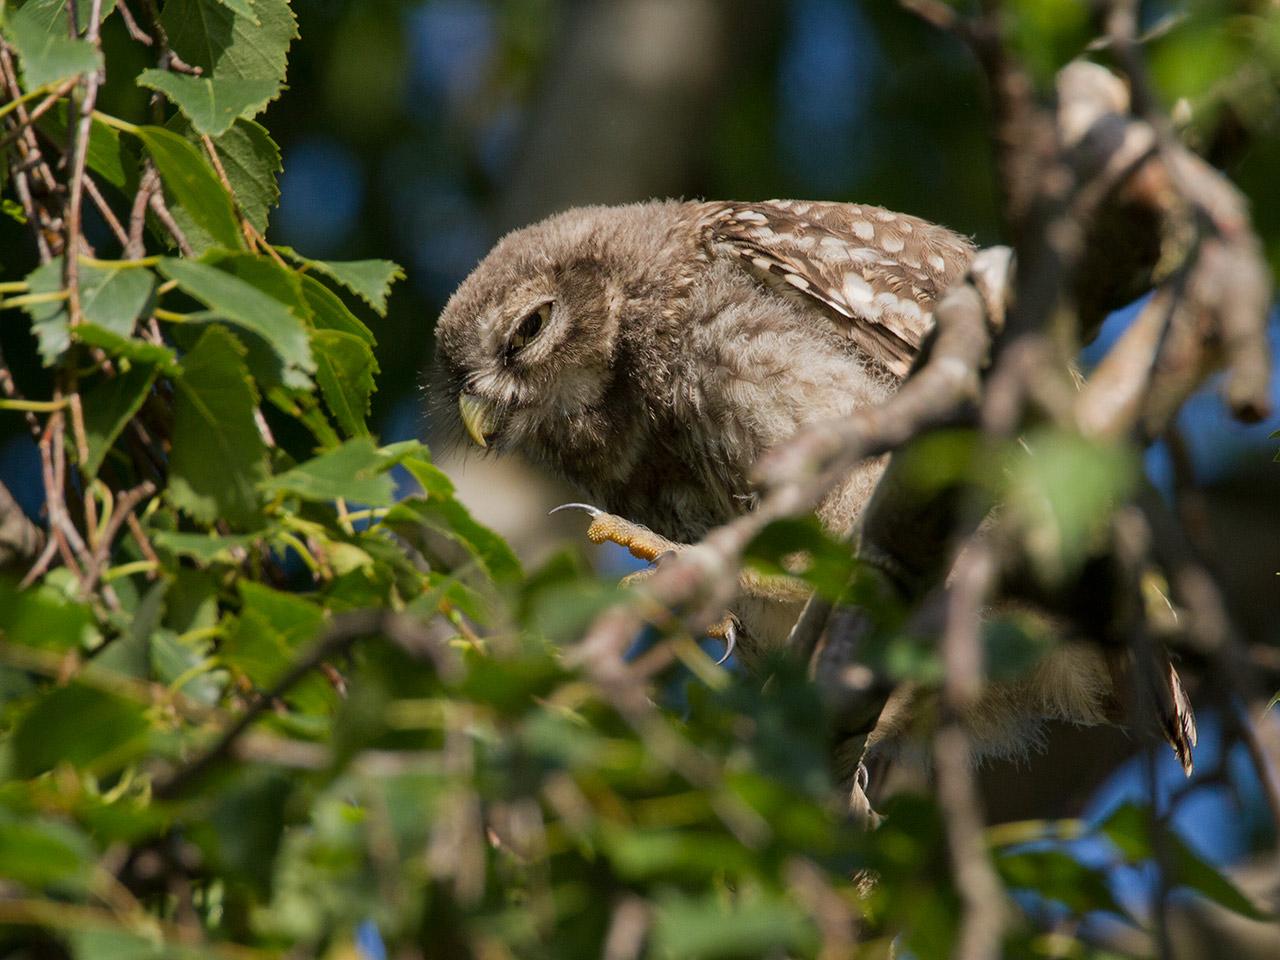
153,611,460,800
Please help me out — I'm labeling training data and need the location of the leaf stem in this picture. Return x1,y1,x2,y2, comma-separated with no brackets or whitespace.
0,398,70,412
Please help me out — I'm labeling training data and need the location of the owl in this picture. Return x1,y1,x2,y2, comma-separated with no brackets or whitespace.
433,199,1195,781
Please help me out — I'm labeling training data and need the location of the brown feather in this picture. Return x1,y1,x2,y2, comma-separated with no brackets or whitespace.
702,200,975,377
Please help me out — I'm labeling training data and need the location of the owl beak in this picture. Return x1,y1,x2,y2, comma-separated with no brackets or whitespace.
458,393,499,448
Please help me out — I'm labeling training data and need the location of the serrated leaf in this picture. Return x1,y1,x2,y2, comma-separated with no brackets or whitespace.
168,325,267,527
260,437,396,507
313,329,377,437
301,273,373,344
22,258,156,365
134,125,244,253
2,5,102,88
81,362,159,477
153,530,256,564
12,0,117,34
214,0,258,19
401,455,456,499
12,684,150,777
204,119,280,234
76,323,178,369
138,70,279,137
278,247,404,316
159,258,313,383
162,0,296,85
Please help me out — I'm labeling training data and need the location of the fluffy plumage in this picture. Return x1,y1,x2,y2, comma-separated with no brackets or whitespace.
434,199,1195,773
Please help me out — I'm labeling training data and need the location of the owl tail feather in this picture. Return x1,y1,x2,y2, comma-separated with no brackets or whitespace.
1161,662,1198,777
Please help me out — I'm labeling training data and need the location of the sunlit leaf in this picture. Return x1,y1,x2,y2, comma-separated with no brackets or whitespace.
260,437,396,506
277,246,404,316
138,70,280,137
1,5,102,88
135,126,244,253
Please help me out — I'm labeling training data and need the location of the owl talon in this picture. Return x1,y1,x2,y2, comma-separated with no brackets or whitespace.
706,613,739,664
548,502,605,518
555,504,680,563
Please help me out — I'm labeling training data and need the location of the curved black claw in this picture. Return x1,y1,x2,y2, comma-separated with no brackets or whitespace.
548,502,604,518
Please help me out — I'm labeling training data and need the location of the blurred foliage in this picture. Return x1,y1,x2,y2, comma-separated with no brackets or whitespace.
0,0,1276,958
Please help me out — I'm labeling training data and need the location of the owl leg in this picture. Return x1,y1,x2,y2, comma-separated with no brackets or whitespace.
552,503,812,662
551,503,809,604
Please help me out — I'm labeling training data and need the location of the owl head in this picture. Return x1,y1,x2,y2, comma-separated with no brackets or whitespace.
432,201,691,470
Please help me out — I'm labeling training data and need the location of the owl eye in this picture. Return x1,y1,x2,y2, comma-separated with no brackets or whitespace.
506,302,551,357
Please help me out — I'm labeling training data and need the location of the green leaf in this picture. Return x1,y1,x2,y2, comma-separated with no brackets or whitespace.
76,323,178,369
222,583,327,709
12,684,150,777
1100,803,1266,919
168,325,267,527
0,810,94,891
138,70,280,137
401,455,456,499
1,4,102,88
997,849,1123,916
203,118,280,234
153,530,256,564
69,929,165,960
159,258,313,383
301,273,374,344
214,0,258,20
1003,429,1137,585
260,437,397,507
21,258,155,365
278,247,404,316
134,125,244,253
651,890,816,960
162,0,296,85
12,0,116,34
81,362,159,477
0,579,97,653
312,329,377,437
386,496,522,584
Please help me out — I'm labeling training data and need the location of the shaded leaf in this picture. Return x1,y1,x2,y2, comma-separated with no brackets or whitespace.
162,0,296,85
12,684,150,777
203,119,281,234
38,105,135,192
0,810,94,891
81,362,158,477
138,70,280,137
167,325,267,527
1100,803,1266,919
